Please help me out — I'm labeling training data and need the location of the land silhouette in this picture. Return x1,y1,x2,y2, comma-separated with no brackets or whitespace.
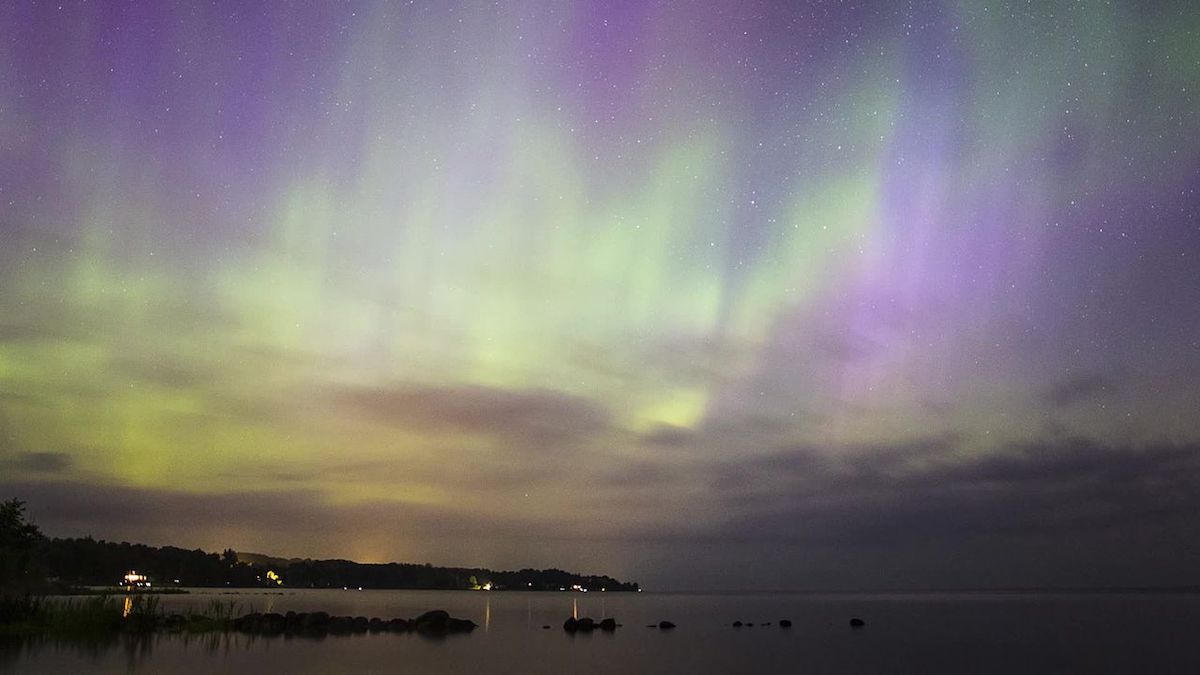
1,498,637,642
1,499,637,595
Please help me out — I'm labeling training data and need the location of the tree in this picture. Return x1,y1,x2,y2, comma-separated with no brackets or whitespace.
0,498,47,594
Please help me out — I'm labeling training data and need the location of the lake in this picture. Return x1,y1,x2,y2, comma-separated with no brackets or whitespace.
4,589,1199,673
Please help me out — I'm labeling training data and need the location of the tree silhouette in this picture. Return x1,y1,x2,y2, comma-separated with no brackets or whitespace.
0,499,47,594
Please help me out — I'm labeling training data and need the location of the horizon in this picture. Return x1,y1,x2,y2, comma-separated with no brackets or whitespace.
3,0,1200,594
28,517,1200,595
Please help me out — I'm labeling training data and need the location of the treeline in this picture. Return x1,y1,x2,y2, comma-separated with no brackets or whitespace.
271,558,637,592
42,537,249,587
3,500,638,593
43,536,638,591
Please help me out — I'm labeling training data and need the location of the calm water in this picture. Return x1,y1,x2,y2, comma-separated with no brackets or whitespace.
4,589,1199,673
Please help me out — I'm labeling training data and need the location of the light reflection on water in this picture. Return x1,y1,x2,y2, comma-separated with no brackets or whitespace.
5,590,1200,674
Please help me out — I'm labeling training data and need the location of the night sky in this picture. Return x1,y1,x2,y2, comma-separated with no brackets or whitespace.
2,1,1199,590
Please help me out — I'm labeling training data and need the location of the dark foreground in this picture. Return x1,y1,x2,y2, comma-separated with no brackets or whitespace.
0,594,479,640
4,589,1200,674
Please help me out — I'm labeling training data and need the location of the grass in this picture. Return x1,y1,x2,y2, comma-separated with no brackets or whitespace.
0,593,239,639
202,598,242,622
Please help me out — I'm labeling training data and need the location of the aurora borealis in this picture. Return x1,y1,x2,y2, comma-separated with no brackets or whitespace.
2,0,1199,589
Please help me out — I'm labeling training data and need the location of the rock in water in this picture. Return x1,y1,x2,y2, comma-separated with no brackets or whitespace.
849,617,865,628
232,612,259,632
416,610,450,624
658,621,676,629
303,612,331,631
413,610,476,634
563,617,579,632
779,619,792,628
415,610,449,633
260,613,286,633
599,618,617,631
732,621,743,628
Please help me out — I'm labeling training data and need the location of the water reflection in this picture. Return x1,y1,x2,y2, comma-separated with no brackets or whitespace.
7,590,1197,674
0,622,474,670
1,628,195,672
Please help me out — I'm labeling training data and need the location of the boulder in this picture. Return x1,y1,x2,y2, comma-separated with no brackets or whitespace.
260,613,286,634
415,610,450,624
232,612,259,631
162,614,187,631
658,621,676,629
599,618,617,631
414,610,475,634
732,621,743,628
563,617,579,632
368,617,385,632
235,612,286,634
386,618,411,632
303,611,331,631
352,616,369,633
779,619,792,628
576,617,596,631
849,617,865,628
234,610,290,629
415,610,452,633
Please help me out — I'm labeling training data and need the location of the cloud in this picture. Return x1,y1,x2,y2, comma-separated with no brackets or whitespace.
5,435,1200,590
338,383,613,446
0,481,646,573
638,424,695,447
0,322,54,342
1046,373,1115,407
0,451,74,474
109,355,210,389
560,436,1200,589
0,483,419,549
703,437,1200,551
